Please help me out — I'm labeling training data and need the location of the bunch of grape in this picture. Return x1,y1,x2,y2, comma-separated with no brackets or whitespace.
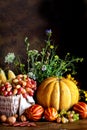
0,74,37,98
56,109,79,123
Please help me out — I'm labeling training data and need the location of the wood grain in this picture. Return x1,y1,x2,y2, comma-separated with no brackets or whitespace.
0,119,87,130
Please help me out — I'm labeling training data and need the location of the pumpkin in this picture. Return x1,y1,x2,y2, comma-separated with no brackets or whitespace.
44,107,58,121
36,76,79,111
24,104,44,121
73,102,87,119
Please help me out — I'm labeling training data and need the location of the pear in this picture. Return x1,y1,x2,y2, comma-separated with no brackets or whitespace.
0,68,7,83
8,70,16,82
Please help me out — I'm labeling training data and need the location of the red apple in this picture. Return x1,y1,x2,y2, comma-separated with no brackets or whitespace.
5,82,11,88
8,91,13,96
22,93,28,98
3,91,8,96
25,87,34,96
21,88,26,94
17,87,22,95
1,86,6,92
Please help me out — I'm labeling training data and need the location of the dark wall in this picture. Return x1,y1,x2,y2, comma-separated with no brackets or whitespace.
0,0,87,89
40,0,87,89
0,0,48,67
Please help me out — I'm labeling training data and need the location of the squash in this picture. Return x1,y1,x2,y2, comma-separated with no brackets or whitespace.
44,107,58,121
24,104,44,121
36,76,79,111
73,102,87,119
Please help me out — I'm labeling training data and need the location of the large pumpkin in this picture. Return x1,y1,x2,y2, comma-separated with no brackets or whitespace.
36,76,79,111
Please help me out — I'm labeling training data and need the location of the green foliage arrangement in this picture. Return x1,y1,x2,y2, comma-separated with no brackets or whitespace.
4,29,83,83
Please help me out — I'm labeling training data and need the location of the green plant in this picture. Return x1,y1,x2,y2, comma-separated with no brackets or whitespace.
4,29,83,83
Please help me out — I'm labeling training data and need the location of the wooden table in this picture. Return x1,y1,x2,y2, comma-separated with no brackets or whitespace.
0,119,87,130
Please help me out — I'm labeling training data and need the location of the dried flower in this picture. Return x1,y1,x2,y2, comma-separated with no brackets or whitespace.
5,53,15,63
4,29,83,83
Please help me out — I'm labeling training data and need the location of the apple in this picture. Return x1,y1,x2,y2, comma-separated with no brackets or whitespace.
22,93,28,98
5,82,12,88
21,88,26,94
3,91,8,96
1,86,5,92
0,74,37,98
12,78,19,84
13,89,18,95
8,91,13,96
7,86,12,92
15,84,21,89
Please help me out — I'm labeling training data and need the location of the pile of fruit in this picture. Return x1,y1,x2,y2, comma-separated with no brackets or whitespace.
0,69,37,98
0,68,87,126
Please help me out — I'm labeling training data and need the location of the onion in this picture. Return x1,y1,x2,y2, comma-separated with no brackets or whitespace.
0,115,7,122
20,115,27,122
7,116,16,125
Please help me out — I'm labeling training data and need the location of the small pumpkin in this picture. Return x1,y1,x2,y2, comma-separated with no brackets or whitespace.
24,104,44,121
44,107,58,121
73,102,87,119
36,76,79,111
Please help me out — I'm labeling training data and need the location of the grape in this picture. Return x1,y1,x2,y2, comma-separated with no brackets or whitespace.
61,117,69,123
67,113,73,119
73,113,79,121
56,117,61,123
60,109,67,116
69,118,74,123
56,109,80,124
71,110,75,114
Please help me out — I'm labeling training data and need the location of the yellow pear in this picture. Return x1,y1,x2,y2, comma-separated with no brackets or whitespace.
0,68,7,83
8,70,16,81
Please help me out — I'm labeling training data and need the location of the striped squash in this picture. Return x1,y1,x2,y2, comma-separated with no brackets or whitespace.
24,104,44,121
73,102,87,119
44,107,58,121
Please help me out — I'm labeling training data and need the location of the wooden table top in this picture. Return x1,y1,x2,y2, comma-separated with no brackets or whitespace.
0,119,87,130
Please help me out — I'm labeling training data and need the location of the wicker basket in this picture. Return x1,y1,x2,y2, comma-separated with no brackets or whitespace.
0,95,20,117
0,94,35,117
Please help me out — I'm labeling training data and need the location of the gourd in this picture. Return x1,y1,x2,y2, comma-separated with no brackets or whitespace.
24,104,44,121
36,76,79,111
73,102,87,119
44,107,58,121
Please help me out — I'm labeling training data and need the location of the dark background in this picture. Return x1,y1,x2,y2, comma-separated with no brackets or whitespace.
0,0,87,89
40,0,87,89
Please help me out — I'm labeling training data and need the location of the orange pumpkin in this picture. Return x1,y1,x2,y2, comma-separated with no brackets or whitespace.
36,76,79,111
73,102,87,119
44,107,58,121
24,104,44,121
